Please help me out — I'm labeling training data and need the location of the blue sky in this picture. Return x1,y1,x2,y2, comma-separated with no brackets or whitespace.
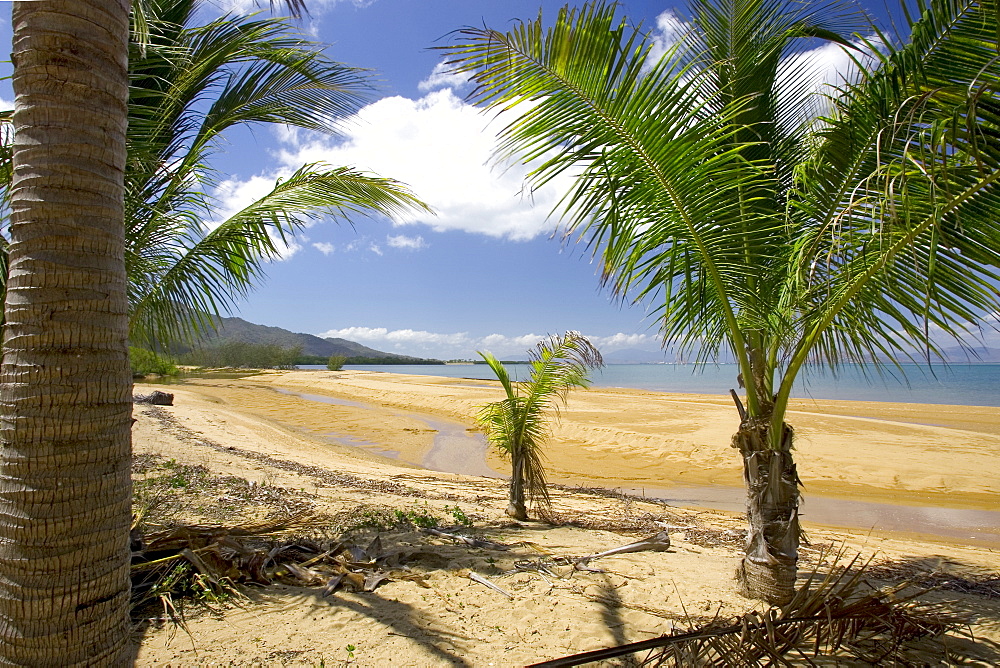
6,0,960,361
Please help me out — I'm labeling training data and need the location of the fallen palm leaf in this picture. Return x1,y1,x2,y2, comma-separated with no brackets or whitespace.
469,572,514,599
422,527,511,550
133,513,488,613
529,548,967,667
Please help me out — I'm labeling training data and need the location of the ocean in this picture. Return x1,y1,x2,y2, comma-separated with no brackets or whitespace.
307,362,1000,407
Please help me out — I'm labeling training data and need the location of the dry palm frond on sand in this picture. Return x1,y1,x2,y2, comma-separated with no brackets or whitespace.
531,549,969,667
130,513,448,621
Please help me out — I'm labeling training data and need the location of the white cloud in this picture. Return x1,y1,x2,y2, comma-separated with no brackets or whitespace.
275,88,567,241
316,326,657,359
386,234,427,250
588,332,659,350
646,10,877,131
369,242,383,256
214,174,281,225
313,241,335,255
778,38,876,129
418,61,472,93
649,10,688,64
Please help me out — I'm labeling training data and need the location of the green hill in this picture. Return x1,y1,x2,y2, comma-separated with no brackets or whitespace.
179,316,441,363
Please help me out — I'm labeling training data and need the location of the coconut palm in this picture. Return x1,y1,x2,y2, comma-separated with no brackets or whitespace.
1,0,134,661
477,332,603,520
445,0,1000,604
123,0,428,347
0,0,429,347
0,0,422,661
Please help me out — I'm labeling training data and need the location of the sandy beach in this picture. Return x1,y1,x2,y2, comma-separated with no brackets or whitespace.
132,369,1000,665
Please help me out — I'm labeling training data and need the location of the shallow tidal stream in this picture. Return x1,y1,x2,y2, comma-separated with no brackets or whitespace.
274,387,1000,547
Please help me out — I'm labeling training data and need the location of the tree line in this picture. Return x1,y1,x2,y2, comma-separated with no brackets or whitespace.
129,345,446,375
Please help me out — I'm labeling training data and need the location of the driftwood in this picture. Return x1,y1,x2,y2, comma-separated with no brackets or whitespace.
422,527,510,551
576,531,671,565
134,391,174,406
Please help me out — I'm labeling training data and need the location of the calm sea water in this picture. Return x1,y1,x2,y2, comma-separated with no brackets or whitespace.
302,362,1000,407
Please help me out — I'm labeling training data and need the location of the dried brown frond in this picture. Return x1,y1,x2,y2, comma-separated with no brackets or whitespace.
529,547,970,667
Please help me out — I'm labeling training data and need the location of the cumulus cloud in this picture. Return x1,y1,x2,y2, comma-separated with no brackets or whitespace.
313,241,335,255
213,174,283,225
386,234,428,250
274,88,567,241
317,326,657,359
215,0,375,17
646,8,875,129
418,61,472,93
588,332,659,350
648,10,688,64
777,37,877,128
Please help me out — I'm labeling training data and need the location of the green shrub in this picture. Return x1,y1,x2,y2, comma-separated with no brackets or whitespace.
326,355,347,371
130,347,179,377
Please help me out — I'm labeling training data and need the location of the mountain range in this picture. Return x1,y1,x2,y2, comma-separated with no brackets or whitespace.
195,317,422,360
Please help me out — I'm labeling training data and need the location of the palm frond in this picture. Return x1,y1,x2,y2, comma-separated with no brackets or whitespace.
444,0,867,417
129,164,427,348
531,549,965,666
777,0,1000,400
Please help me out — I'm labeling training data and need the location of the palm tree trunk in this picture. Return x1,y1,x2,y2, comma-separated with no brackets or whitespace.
0,0,133,663
732,416,801,606
507,454,528,520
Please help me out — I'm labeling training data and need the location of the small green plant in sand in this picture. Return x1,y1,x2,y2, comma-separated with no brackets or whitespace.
342,503,443,532
477,332,602,520
327,355,347,371
345,645,356,660
445,505,472,526
392,506,439,529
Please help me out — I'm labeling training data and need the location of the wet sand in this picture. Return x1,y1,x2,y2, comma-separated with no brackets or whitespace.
162,369,1000,528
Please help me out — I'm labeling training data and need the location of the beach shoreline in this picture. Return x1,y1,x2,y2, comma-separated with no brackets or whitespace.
146,369,1000,532
132,370,1000,665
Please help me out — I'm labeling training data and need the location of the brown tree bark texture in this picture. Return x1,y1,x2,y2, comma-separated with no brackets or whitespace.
0,0,133,663
733,417,800,606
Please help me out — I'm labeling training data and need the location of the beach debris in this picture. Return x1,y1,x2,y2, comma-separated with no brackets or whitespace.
134,390,175,406
131,512,532,618
529,549,968,667
130,514,419,614
575,531,671,566
468,572,514,599
422,527,511,551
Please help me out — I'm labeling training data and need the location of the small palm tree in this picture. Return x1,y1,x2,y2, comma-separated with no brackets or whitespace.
477,332,603,520
446,0,1000,603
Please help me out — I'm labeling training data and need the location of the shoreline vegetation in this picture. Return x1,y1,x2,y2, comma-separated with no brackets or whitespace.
129,342,445,378
131,368,1000,664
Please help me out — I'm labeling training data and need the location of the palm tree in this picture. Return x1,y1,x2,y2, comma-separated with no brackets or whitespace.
0,0,429,347
0,0,422,661
477,332,603,520
1,0,135,661
122,0,429,347
445,0,1000,604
